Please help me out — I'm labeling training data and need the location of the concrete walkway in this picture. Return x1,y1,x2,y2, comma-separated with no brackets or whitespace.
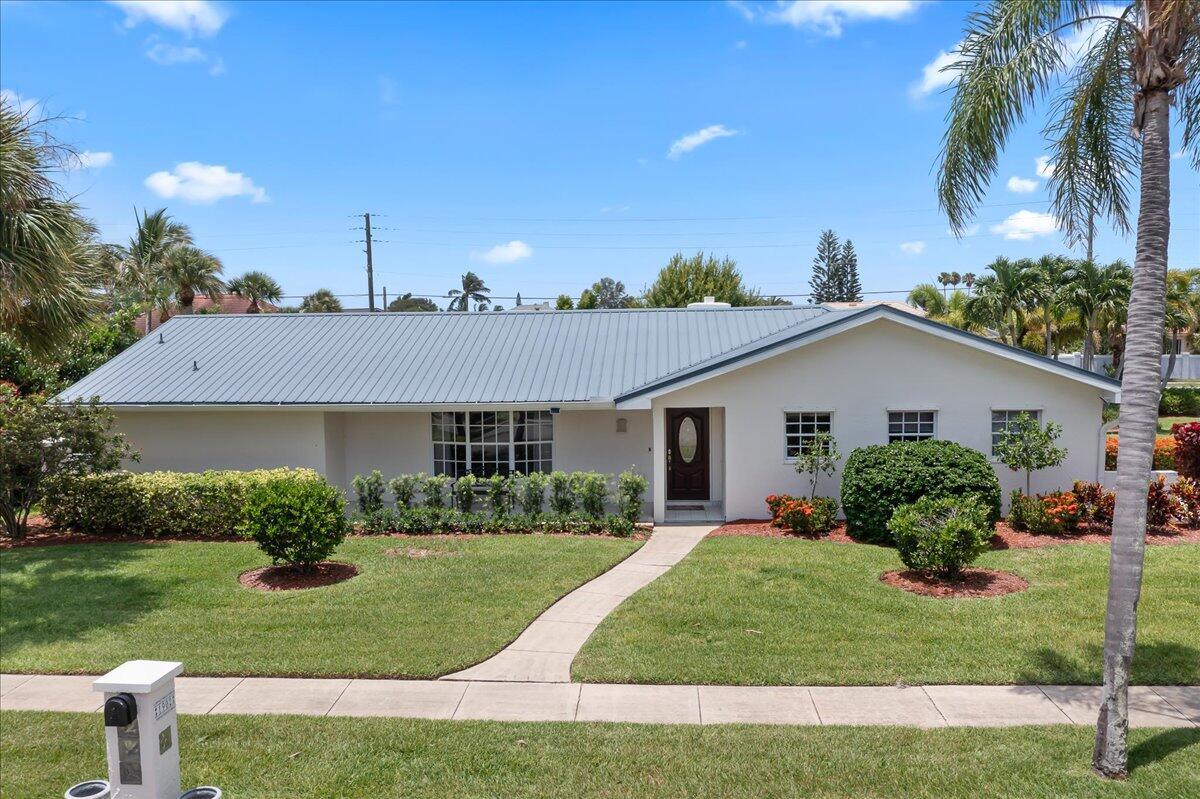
442,524,713,683
3,673,1196,727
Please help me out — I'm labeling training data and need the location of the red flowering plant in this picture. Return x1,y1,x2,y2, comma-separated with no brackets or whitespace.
775,496,839,536
1009,489,1081,534
765,494,793,527
1105,435,1176,471
1170,477,1200,528
1172,421,1200,480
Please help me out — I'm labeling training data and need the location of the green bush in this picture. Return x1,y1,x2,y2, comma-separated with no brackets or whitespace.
353,507,630,536
485,473,514,516
576,472,608,519
421,473,450,509
548,471,576,515
1160,386,1200,416
616,468,649,523
452,473,478,513
518,472,547,515
841,440,1001,543
887,495,992,577
387,474,419,508
44,468,315,538
241,473,347,569
351,470,384,514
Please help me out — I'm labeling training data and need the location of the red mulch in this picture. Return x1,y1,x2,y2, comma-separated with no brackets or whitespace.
238,561,358,591
880,568,1029,598
712,518,1200,549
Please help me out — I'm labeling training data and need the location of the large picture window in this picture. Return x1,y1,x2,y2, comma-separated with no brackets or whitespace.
991,409,1040,455
888,410,936,442
432,411,554,477
784,412,833,458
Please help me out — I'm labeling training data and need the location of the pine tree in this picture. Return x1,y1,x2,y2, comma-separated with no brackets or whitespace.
515,292,522,306
809,229,841,303
839,240,863,302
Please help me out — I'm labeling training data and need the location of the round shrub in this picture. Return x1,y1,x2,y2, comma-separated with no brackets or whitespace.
241,474,347,570
887,495,992,577
841,440,1001,543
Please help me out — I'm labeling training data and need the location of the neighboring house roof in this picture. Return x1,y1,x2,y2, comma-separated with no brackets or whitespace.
61,305,1119,407
133,295,278,335
821,300,926,317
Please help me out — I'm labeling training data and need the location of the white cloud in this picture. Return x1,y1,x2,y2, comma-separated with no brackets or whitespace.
145,40,207,65
476,240,533,264
1006,175,1039,193
1,88,40,116
667,124,739,160
734,1,922,37
990,209,1058,241
911,42,961,98
109,1,227,37
899,241,926,254
72,151,114,170
1035,156,1056,178
1058,5,1127,67
144,162,268,204
947,223,981,237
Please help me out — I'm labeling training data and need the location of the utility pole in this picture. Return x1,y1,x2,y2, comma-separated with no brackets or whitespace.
382,286,388,311
363,212,376,311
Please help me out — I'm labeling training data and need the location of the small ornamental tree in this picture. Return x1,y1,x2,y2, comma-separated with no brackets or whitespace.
793,432,839,499
994,413,1067,496
0,394,133,538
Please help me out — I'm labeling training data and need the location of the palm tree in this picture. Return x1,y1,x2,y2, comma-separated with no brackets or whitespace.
388,292,438,312
949,271,962,291
299,288,342,313
164,246,224,314
1032,254,1072,357
446,271,489,311
936,1,1198,777
906,283,947,316
936,271,954,297
1064,260,1132,371
962,272,977,295
0,100,101,355
965,258,1036,346
1161,269,1197,385
122,208,192,333
228,271,283,313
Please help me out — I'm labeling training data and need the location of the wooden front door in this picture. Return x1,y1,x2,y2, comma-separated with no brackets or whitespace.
666,408,709,501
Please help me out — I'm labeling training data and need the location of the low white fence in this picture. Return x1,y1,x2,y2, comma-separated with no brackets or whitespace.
1054,353,1200,381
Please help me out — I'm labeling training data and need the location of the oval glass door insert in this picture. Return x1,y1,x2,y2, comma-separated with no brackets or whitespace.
678,417,698,463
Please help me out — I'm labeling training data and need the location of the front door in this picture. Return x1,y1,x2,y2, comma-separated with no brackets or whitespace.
666,408,709,501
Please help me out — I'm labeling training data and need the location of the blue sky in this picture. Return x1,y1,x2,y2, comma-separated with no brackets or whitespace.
2,0,1197,307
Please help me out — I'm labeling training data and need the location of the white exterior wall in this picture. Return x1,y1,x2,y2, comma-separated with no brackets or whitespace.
115,409,328,473
649,317,1106,521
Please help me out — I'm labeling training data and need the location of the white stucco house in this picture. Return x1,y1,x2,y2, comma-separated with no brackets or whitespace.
60,303,1118,523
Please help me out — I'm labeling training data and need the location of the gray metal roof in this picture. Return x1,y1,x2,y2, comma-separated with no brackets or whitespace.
59,306,840,406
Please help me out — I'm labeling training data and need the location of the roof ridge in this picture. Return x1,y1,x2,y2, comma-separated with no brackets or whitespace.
168,305,826,319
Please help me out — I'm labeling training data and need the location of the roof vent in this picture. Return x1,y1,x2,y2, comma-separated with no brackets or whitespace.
686,296,732,309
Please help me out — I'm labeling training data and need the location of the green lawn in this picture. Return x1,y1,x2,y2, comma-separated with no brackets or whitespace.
1158,415,1198,434
574,537,1200,686
0,535,638,678
4,711,1196,798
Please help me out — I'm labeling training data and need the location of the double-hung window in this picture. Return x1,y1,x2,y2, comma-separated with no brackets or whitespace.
991,409,1040,455
432,411,554,477
784,412,833,459
887,410,935,442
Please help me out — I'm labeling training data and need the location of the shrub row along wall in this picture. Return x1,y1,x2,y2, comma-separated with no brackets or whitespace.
1160,386,1200,417
350,469,649,537
44,468,326,538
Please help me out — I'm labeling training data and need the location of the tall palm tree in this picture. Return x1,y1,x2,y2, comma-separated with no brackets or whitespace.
0,100,101,355
164,246,224,314
936,1,1198,777
1064,260,1132,371
228,271,283,313
965,258,1036,346
936,271,954,297
446,271,489,311
299,288,342,313
1032,254,1072,357
961,272,977,295
122,208,192,333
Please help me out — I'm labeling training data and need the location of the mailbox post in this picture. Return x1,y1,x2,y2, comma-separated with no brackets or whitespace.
92,660,184,799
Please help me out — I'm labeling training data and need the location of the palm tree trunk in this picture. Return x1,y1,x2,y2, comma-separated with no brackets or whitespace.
1093,88,1172,780
1162,330,1178,391
1045,306,1053,357
1083,317,1097,371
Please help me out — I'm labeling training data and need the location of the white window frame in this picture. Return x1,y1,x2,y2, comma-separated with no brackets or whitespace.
887,409,937,443
990,409,1041,456
431,411,554,477
783,410,834,461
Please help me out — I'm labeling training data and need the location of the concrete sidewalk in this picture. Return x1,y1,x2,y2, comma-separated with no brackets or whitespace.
442,524,713,682
3,674,1196,727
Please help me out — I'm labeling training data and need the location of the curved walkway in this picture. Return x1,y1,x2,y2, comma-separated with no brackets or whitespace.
443,524,714,683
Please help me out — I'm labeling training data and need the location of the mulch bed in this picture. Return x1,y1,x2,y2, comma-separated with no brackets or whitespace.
238,561,358,591
711,518,1200,548
880,568,1029,598
0,520,242,550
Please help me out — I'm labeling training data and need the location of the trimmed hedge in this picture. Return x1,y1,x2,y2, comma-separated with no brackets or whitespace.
1160,385,1200,417
354,507,636,538
841,440,1001,543
44,468,326,538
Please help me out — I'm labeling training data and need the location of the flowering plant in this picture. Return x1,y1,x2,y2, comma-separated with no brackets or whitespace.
1171,477,1200,528
1009,489,1080,534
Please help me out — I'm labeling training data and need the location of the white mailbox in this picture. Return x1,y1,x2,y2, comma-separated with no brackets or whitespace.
92,660,184,799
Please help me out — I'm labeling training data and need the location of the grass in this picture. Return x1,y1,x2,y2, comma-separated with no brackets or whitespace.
4,711,1196,798
1158,416,1198,434
573,537,1200,686
0,535,638,678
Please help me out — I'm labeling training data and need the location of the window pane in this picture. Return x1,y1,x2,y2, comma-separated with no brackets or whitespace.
785,411,833,457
